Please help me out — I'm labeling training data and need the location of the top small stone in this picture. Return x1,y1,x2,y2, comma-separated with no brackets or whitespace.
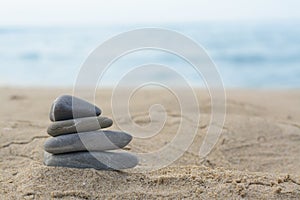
50,95,101,122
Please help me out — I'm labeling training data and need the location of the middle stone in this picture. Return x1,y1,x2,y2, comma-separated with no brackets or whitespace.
47,116,113,137
44,131,132,154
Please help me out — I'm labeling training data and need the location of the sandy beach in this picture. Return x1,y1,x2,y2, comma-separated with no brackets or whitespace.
1,87,300,199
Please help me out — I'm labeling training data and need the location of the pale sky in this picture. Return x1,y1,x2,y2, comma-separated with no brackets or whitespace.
0,0,299,26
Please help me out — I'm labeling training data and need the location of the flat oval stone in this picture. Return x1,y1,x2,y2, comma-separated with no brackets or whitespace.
47,116,113,136
44,131,132,154
50,95,101,122
44,151,138,170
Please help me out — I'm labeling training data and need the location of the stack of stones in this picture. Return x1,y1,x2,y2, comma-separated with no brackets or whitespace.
43,95,138,170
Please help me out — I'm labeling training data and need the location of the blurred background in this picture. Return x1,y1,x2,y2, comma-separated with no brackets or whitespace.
0,0,299,88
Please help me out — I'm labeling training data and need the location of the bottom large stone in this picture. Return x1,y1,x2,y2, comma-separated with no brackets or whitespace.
44,151,138,170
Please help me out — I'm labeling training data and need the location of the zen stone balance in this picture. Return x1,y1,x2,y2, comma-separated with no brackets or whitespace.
44,95,138,170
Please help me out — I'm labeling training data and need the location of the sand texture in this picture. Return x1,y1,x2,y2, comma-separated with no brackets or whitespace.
1,87,300,199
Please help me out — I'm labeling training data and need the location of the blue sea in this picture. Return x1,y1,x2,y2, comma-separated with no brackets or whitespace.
0,22,299,88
